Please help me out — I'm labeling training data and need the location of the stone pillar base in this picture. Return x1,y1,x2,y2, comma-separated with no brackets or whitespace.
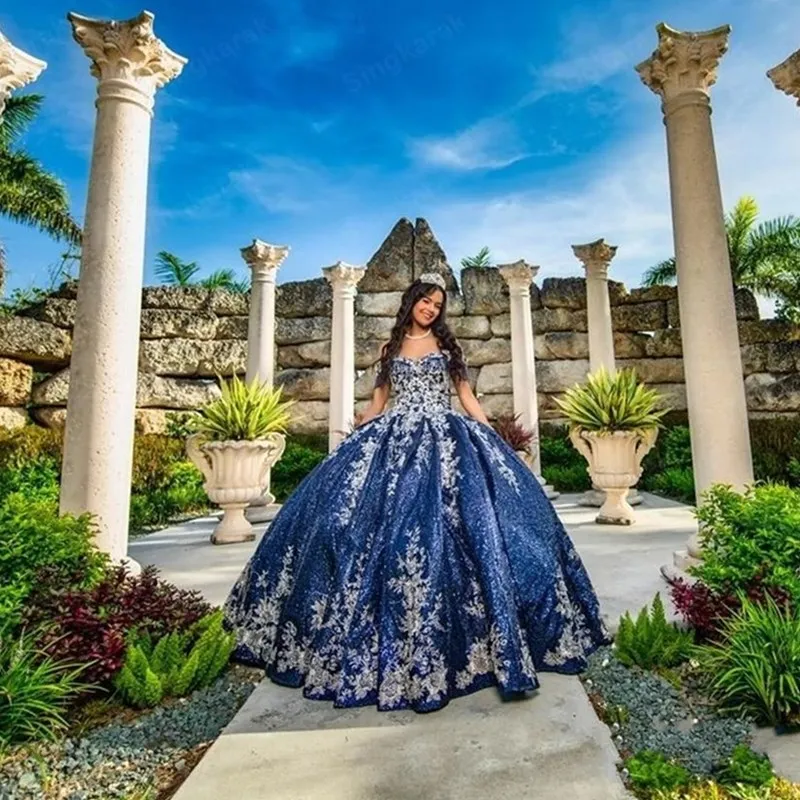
245,503,282,524
579,488,642,507
121,556,142,576
659,556,698,586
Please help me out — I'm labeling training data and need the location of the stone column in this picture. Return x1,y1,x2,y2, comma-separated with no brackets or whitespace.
323,262,365,452
637,24,753,572
499,261,558,500
0,29,46,120
241,239,289,522
572,239,617,374
242,240,288,386
768,49,800,105
0,30,46,298
60,12,186,565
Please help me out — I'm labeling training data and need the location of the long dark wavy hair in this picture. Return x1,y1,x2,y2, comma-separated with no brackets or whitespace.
374,278,468,388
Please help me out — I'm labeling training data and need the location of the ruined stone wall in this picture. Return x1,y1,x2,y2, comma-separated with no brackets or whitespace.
1,217,799,437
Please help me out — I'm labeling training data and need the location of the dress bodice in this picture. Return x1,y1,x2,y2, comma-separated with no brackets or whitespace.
390,352,452,415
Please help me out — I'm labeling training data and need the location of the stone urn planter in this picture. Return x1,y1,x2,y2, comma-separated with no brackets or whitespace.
187,433,286,544
569,428,658,525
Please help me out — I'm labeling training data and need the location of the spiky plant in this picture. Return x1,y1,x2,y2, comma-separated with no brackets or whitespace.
494,413,535,451
554,367,669,435
192,375,293,442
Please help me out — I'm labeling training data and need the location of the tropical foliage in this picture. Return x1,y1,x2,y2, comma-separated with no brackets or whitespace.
0,94,81,293
555,367,669,434
642,196,800,320
460,246,493,268
155,250,250,293
191,375,294,442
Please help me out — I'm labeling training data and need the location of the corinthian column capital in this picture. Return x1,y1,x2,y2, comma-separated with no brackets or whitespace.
768,48,800,106
636,23,730,105
241,239,289,282
68,10,187,111
572,238,618,279
0,30,46,117
498,260,540,292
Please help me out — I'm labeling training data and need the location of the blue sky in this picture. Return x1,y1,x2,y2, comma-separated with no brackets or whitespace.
2,0,799,303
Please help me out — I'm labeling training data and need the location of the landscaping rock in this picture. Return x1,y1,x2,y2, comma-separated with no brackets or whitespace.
287,400,330,434
611,301,668,332
356,291,403,317
536,359,590,393
278,341,331,369
460,337,511,367
142,286,212,311
277,278,332,319
355,316,395,340
476,363,512,395
0,406,28,429
359,218,415,292
461,267,510,316
141,309,218,340
208,290,249,316
412,218,459,292
275,368,330,401
534,307,588,334
0,358,33,405
22,297,77,328
139,340,247,377
216,316,249,340
276,317,331,345
450,315,491,340
0,316,72,367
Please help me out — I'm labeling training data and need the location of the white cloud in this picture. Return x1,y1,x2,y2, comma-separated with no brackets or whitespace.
407,117,534,171
422,3,800,306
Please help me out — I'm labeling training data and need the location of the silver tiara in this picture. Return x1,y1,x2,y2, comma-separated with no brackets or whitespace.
418,272,447,289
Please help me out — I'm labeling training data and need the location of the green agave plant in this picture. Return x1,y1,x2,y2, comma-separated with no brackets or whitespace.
192,375,294,442
555,367,669,434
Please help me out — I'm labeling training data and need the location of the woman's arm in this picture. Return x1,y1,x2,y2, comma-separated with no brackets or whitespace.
455,378,490,426
356,383,390,427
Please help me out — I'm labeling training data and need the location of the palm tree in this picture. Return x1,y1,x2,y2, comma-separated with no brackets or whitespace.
461,246,493,268
155,252,250,293
0,94,82,295
642,197,800,301
154,250,200,286
199,268,250,293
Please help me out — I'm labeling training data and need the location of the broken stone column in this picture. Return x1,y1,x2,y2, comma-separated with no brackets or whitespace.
60,11,186,566
241,239,289,523
498,261,558,500
324,262,365,451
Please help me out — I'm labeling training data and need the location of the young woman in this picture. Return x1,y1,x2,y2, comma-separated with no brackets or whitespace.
224,273,611,713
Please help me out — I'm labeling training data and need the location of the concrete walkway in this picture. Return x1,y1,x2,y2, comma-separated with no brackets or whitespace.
132,493,696,800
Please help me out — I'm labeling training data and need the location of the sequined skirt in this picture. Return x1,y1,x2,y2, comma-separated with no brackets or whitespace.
223,409,611,712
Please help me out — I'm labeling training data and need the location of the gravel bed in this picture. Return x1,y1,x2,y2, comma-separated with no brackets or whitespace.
582,646,754,776
0,667,261,800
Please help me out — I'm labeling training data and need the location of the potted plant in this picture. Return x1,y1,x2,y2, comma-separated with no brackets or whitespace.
494,413,536,468
555,368,668,525
186,375,293,545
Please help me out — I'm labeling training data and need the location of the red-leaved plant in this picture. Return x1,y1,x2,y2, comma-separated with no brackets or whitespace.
493,414,535,452
23,564,212,686
669,569,793,643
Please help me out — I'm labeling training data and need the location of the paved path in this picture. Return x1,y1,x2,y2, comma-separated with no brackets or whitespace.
132,492,697,800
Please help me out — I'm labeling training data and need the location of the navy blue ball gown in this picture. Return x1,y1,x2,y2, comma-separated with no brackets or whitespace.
223,351,612,713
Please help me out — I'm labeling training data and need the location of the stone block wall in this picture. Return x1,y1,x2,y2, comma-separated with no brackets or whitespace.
1,217,799,436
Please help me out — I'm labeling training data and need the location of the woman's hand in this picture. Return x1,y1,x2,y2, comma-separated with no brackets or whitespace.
356,384,390,427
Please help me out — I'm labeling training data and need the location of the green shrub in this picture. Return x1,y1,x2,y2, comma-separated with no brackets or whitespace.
0,494,108,626
0,457,60,505
645,467,696,504
713,744,775,789
749,417,800,487
615,594,694,671
0,623,89,749
271,441,327,502
625,749,694,797
542,464,591,492
691,484,800,605
115,610,235,708
694,596,800,727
